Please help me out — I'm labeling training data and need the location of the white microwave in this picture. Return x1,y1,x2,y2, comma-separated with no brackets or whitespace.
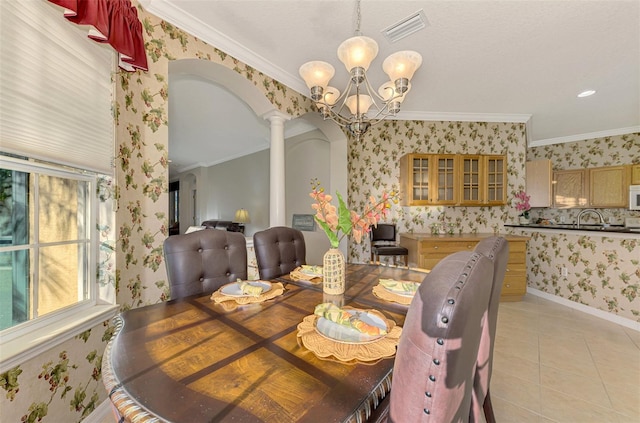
630,185,640,210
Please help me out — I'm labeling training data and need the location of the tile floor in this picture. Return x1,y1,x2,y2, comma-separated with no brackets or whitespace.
490,294,640,423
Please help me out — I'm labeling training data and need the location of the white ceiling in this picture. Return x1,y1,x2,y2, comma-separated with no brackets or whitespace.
144,0,640,175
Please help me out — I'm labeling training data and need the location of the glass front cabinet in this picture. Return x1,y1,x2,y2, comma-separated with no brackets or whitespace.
400,153,507,206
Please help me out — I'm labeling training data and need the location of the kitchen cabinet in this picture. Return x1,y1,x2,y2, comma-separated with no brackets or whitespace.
553,169,588,208
459,155,483,205
631,164,640,185
399,233,529,301
526,159,552,207
400,153,506,206
485,155,507,205
399,153,432,205
588,165,628,207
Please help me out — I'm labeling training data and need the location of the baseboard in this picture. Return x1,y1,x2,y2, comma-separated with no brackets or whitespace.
82,399,112,423
527,287,640,332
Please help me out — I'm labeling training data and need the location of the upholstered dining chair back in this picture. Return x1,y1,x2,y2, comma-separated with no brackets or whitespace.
388,251,494,422
253,226,306,280
163,229,247,300
370,223,409,266
470,236,509,422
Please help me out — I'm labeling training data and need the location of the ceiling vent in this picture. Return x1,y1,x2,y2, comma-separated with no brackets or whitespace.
381,9,429,43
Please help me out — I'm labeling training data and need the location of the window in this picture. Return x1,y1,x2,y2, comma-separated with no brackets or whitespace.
0,0,117,367
0,157,94,331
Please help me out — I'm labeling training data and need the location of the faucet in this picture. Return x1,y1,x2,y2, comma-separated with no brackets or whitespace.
577,209,606,228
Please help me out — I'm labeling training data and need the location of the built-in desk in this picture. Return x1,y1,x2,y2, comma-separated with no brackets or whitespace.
399,233,529,301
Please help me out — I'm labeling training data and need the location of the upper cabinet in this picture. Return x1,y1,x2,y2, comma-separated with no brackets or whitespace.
400,153,506,206
553,169,589,208
588,166,629,207
631,164,640,185
526,159,552,207
553,165,630,208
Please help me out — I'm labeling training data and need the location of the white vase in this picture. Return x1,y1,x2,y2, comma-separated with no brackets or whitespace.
519,216,530,225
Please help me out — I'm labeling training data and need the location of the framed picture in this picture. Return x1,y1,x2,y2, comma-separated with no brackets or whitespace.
292,214,316,231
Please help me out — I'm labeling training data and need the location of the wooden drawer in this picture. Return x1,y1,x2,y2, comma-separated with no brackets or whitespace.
420,240,477,252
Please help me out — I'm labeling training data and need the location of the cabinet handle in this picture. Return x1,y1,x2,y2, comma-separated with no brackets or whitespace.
506,268,510,272
467,245,472,249
434,246,438,249
505,284,511,288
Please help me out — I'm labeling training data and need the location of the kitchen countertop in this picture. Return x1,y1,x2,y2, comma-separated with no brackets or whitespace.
505,223,640,235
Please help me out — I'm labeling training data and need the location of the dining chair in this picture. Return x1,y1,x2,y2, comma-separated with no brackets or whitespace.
163,228,247,299
369,250,494,422
470,236,509,423
369,223,409,266
253,226,306,279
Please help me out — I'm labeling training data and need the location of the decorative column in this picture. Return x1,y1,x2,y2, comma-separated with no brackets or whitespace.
263,110,291,227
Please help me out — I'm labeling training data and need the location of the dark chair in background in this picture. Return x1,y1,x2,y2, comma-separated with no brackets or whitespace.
253,226,306,280
470,236,509,423
369,223,408,266
163,229,247,300
369,251,494,422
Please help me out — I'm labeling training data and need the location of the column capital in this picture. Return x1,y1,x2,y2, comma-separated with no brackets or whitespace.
262,109,292,123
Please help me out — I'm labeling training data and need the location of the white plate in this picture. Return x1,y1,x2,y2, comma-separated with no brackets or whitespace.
300,265,323,278
315,310,388,344
220,281,272,297
382,281,420,298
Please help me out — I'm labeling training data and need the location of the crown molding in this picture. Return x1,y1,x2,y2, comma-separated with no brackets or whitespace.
529,126,640,147
140,0,308,96
393,111,531,123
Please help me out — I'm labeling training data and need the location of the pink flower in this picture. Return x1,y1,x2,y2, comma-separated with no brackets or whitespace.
513,190,531,213
310,179,399,248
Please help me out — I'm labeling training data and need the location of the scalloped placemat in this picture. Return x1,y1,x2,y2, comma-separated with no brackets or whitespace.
372,284,415,305
296,309,402,364
290,267,322,284
210,281,285,305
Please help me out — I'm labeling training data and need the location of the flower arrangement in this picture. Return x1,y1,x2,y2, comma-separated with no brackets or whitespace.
513,190,531,218
309,179,398,248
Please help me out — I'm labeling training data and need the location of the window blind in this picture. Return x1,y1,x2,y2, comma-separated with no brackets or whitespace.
0,0,114,174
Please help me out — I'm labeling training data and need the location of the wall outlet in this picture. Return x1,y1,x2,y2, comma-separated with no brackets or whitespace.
561,266,568,277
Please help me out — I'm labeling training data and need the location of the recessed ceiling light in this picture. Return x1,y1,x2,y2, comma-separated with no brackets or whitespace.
577,90,596,98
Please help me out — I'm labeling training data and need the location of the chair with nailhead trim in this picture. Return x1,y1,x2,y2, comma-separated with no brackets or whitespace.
163,229,247,300
253,226,306,280
470,236,509,423
380,251,494,422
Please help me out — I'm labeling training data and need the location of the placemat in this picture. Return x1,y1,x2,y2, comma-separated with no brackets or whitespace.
296,309,402,364
210,281,285,305
290,267,322,284
372,283,415,306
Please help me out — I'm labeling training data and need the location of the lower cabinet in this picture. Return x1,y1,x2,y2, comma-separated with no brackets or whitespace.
399,233,529,301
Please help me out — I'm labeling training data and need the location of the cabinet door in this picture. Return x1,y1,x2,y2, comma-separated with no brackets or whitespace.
526,159,552,207
553,169,588,208
432,155,457,204
631,164,640,185
589,166,628,207
459,155,483,205
485,155,506,205
400,154,431,206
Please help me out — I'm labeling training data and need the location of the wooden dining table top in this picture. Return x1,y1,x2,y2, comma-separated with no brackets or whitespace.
102,264,429,423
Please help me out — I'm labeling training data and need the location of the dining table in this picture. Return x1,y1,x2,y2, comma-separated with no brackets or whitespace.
102,263,429,423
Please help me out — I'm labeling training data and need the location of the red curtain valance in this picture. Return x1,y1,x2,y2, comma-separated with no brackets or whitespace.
48,0,148,72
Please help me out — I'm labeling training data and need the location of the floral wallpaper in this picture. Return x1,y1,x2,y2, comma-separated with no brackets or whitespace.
347,120,528,263
520,133,640,321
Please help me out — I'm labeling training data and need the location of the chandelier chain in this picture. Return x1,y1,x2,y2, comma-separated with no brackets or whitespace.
355,0,362,36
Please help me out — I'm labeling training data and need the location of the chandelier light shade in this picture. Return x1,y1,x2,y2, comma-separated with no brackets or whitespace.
337,36,379,72
298,0,422,138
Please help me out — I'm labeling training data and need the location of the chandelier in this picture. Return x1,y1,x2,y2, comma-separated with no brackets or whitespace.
299,0,422,138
